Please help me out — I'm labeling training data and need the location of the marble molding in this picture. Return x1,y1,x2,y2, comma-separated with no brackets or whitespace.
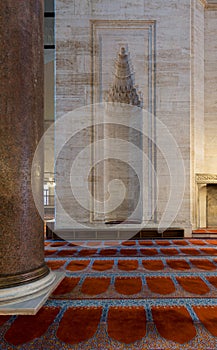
0,272,64,315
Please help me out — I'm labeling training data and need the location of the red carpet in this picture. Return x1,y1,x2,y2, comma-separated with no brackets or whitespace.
142,259,164,271
46,260,66,270
193,306,217,337
57,249,77,257
176,276,210,295
45,249,57,256
122,241,136,246
139,240,153,246
146,276,175,295
4,307,60,346
50,242,68,247
190,259,216,270
172,240,189,246
160,248,179,255
156,240,171,246
66,260,90,271
200,248,217,255
78,249,97,257
56,307,102,345
2,238,217,349
118,259,138,271
114,277,142,295
99,248,117,256
68,242,84,247
207,240,217,245
180,248,200,255
0,316,10,327
206,276,217,288
52,277,80,295
152,306,196,344
107,307,146,344
140,248,158,255
92,259,114,271
120,248,138,256
81,277,111,295
189,239,207,246
166,259,190,270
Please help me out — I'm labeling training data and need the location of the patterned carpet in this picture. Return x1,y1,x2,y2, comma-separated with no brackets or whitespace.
1,239,217,349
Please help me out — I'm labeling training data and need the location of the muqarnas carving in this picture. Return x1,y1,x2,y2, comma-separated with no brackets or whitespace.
107,46,143,108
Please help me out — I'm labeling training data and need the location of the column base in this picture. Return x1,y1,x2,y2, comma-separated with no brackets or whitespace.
0,270,64,315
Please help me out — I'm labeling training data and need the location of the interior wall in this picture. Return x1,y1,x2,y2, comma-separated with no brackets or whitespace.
191,4,217,229
190,0,205,229
55,0,192,233
204,9,217,174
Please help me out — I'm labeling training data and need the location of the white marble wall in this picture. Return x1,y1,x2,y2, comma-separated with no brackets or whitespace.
204,9,217,174
55,0,217,234
193,6,217,229
143,1,191,231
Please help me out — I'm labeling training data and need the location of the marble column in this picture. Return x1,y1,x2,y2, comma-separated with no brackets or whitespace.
0,0,63,313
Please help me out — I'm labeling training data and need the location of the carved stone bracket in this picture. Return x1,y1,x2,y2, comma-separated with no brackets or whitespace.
196,173,217,184
199,0,217,9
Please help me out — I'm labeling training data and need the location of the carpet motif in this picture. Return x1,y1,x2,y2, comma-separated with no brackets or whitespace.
152,306,197,344
107,306,146,343
146,276,176,295
176,277,210,295
66,260,90,272
56,307,102,345
4,306,60,346
114,277,142,295
142,259,164,271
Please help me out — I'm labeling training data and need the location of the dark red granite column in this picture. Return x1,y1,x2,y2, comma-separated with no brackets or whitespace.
0,0,49,288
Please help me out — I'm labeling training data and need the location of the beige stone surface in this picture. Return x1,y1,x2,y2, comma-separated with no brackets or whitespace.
204,9,217,174
55,0,217,234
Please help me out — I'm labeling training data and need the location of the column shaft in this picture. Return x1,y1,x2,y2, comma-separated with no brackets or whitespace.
0,0,49,287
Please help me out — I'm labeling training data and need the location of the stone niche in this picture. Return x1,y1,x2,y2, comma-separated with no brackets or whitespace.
93,46,144,224
196,174,217,228
91,20,156,226
55,19,157,231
